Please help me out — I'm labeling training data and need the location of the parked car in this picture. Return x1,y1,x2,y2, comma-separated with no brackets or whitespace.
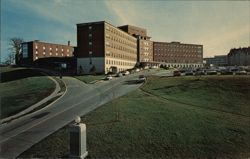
235,70,247,75
173,70,181,76
138,75,146,83
220,70,233,75
105,75,112,80
206,70,217,75
122,71,130,76
185,70,194,76
195,70,205,76
135,68,140,72
116,73,123,77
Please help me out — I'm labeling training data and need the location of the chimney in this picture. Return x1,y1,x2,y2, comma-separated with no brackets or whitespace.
68,41,70,46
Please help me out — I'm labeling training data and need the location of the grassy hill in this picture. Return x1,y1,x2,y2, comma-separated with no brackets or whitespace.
20,75,250,158
0,67,56,119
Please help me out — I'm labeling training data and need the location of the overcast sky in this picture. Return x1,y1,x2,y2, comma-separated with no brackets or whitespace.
1,0,249,61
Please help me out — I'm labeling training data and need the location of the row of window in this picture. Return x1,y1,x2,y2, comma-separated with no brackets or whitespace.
154,44,202,49
155,54,202,58
160,64,202,68
140,52,151,57
35,52,71,57
105,41,136,54
35,45,72,53
106,51,136,61
154,49,202,53
106,59,135,66
105,34,136,48
143,58,150,62
105,25,136,42
155,59,202,63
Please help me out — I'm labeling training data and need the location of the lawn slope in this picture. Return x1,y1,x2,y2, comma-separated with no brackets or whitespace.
0,67,56,119
20,75,250,158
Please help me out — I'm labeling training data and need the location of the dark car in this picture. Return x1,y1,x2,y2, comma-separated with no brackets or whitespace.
137,75,146,83
195,70,205,76
173,70,181,76
185,70,194,76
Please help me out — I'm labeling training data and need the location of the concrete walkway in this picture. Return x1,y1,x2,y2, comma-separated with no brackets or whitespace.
0,73,63,124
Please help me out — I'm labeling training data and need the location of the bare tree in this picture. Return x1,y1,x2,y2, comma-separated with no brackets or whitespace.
9,37,24,65
5,53,15,65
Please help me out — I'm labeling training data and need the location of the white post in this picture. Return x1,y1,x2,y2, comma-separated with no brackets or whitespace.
69,117,88,159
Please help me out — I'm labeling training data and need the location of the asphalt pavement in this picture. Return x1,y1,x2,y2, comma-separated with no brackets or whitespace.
0,69,165,158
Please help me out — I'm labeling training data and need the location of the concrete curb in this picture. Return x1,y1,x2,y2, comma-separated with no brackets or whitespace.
0,72,63,124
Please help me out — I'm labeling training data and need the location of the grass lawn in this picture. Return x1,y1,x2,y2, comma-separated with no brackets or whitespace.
74,75,106,83
19,75,250,158
0,67,56,119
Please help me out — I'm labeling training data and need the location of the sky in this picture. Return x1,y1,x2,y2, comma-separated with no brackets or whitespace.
1,0,249,62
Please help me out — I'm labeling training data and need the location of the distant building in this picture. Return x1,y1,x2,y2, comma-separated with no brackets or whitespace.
227,47,250,66
118,25,154,64
153,41,203,68
204,55,228,66
20,40,74,65
76,21,137,74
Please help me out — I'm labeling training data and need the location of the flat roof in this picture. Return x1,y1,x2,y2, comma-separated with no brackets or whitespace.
23,40,75,47
153,41,203,46
77,21,137,40
118,25,147,31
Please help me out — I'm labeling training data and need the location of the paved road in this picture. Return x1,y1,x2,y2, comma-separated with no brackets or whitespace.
0,70,161,158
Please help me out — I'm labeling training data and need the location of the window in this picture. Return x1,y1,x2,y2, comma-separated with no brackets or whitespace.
35,45,38,49
35,51,38,54
89,26,92,29
43,46,45,50
61,48,64,52
89,51,92,55
35,56,38,60
89,34,92,37
50,53,52,56
50,48,52,51
43,52,45,55
89,42,92,45
56,53,58,56
61,53,64,56
22,43,28,58
56,48,58,51
67,49,69,52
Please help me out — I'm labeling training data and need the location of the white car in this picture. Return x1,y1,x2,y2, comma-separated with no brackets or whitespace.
123,71,130,76
135,68,140,72
105,75,112,80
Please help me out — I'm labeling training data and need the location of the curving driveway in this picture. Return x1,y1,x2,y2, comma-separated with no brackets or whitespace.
0,70,162,158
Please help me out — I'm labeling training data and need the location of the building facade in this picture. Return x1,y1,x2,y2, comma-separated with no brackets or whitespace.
21,40,74,64
204,55,228,66
118,25,147,37
118,25,154,64
227,47,250,66
76,21,137,74
153,41,203,68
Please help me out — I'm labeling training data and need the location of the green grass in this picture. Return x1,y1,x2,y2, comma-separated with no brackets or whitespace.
142,75,250,117
19,76,250,158
0,67,56,119
74,75,106,84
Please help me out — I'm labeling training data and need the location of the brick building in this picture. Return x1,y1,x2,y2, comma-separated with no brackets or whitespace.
227,47,250,66
76,21,137,74
118,25,154,64
21,40,74,65
153,41,203,68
